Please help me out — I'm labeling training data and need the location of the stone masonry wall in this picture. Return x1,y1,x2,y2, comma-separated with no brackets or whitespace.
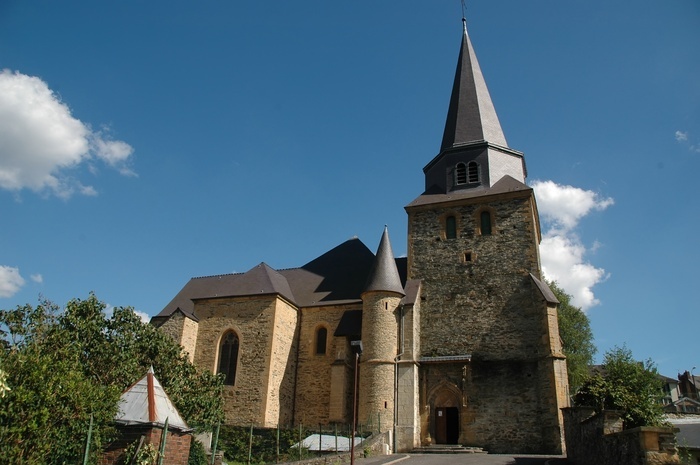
359,292,401,433
265,299,299,426
408,191,566,453
193,295,293,427
157,312,199,362
562,408,680,465
407,193,543,359
295,304,359,426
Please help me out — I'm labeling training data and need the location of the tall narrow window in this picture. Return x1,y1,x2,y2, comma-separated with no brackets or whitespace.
446,216,457,239
315,327,327,355
467,161,479,183
480,211,492,236
455,163,467,185
218,331,239,385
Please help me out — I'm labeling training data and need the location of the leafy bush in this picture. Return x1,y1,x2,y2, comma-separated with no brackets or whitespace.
188,439,209,465
0,294,224,464
573,345,665,429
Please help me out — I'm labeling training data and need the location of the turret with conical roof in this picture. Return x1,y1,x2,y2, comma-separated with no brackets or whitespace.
359,227,404,434
364,226,405,296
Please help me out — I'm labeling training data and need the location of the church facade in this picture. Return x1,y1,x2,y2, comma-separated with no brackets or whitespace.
151,19,569,454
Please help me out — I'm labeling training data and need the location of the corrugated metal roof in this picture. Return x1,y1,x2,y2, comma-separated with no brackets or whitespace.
115,367,190,432
291,434,363,452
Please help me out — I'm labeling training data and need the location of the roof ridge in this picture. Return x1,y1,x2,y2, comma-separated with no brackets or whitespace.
191,271,245,280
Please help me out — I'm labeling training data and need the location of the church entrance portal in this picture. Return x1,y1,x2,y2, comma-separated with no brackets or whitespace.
434,407,459,444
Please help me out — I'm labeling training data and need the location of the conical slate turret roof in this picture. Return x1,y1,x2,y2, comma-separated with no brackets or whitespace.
441,18,508,150
364,227,405,296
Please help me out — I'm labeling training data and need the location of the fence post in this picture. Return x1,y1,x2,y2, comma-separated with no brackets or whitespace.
276,424,280,464
82,414,93,465
157,417,169,465
247,424,253,465
210,422,220,465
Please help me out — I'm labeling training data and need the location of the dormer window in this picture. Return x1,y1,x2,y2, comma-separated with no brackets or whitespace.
455,163,467,185
467,161,479,183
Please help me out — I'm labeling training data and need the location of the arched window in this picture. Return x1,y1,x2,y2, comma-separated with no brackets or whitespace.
480,211,492,236
445,216,457,239
455,163,467,185
218,331,239,385
467,161,479,183
315,327,328,355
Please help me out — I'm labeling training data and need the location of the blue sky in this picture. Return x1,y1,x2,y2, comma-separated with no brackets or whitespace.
1,1,698,378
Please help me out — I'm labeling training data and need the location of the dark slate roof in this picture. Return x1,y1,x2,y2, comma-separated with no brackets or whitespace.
334,310,362,337
154,237,411,320
530,273,559,305
440,19,507,151
406,175,531,209
364,227,405,296
401,279,421,307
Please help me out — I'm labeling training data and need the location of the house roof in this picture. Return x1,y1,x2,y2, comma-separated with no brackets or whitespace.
154,235,411,321
440,18,507,151
115,367,190,432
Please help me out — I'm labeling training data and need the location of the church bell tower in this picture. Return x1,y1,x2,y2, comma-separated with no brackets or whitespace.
405,18,568,454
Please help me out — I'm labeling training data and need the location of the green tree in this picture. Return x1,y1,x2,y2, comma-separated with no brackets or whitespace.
549,281,596,394
0,294,224,464
573,345,665,429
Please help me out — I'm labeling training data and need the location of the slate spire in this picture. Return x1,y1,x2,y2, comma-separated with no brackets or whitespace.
440,18,508,151
364,226,404,296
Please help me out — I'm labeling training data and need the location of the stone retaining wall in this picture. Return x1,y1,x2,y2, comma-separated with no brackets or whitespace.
563,407,679,465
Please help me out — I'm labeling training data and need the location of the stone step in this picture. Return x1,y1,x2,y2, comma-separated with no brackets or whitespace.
412,445,487,454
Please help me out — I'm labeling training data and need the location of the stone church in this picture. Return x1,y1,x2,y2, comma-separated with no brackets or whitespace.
151,19,569,454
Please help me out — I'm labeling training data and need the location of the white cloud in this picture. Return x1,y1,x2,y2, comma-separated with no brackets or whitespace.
30,274,43,283
0,265,25,298
0,69,135,198
133,310,151,324
103,303,150,324
675,130,700,153
531,180,614,311
533,180,614,233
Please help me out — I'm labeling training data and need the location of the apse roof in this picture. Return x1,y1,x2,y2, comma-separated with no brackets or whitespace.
153,236,410,321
